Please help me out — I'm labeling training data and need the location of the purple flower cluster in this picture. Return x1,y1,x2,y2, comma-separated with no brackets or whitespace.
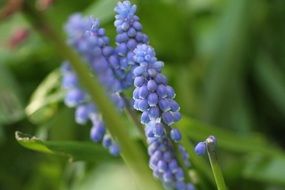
133,44,182,141
61,1,196,189
65,14,123,96
114,0,149,89
61,15,125,156
132,44,195,190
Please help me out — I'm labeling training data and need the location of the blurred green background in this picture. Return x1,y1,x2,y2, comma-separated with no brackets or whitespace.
0,0,285,189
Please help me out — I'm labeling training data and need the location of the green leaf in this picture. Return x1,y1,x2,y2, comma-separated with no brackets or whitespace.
243,154,285,186
25,70,64,124
15,131,114,162
255,53,285,116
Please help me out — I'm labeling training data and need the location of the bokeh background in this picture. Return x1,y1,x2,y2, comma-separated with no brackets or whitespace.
0,0,285,189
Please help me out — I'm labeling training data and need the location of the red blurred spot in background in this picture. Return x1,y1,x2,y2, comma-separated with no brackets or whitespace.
8,28,30,49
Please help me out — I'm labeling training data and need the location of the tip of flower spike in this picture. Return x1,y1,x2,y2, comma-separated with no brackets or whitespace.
115,1,137,20
67,13,83,23
133,44,156,63
87,17,100,31
65,14,100,39
65,14,85,35
194,142,206,156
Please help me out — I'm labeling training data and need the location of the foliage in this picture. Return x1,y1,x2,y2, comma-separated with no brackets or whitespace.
0,0,285,189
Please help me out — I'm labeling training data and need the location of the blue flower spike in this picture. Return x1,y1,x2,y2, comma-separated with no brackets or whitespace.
61,1,197,189
61,15,126,156
132,44,195,189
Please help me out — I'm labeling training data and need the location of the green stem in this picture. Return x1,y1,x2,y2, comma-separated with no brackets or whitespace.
120,93,146,141
206,137,227,190
21,2,162,190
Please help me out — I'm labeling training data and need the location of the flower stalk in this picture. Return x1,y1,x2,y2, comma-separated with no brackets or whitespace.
206,136,227,190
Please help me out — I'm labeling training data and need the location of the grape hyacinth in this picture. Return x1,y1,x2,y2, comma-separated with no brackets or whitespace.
61,15,125,156
60,1,196,188
114,0,149,89
65,14,123,97
132,44,195,190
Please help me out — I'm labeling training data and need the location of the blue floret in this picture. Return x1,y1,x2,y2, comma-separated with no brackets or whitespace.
194,142,207,156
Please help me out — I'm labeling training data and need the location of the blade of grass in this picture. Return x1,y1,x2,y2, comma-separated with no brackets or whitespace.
206,136,227,190
255,53,285,115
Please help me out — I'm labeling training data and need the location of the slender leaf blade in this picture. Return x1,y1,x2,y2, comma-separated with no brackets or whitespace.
15,131,115,162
